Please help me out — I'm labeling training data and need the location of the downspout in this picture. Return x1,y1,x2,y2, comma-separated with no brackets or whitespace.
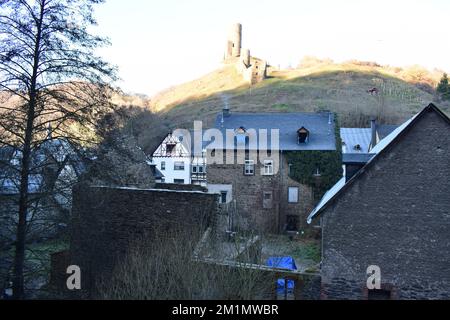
321,216,324,268
279,149,283,233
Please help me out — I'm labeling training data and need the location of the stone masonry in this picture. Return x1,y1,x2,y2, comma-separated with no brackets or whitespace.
55,184,218,297
224,23,268,85
207,152,314,234
319,106,450,299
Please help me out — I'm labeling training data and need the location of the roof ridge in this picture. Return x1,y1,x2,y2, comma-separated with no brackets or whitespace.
307,103,449,223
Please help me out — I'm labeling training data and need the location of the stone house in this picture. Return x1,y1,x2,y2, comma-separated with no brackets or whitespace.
206,108,338,234
308,103,450,299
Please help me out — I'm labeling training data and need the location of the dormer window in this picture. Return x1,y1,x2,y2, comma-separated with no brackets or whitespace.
297,127,309,144
235,127,248,148
353,144,362,152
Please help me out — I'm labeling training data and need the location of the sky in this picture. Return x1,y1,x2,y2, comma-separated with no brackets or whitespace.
92,0,450,96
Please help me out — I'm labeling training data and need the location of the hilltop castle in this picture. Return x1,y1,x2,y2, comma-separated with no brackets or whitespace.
224,23,268,85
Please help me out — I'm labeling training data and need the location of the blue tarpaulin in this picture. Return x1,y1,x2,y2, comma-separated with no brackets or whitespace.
266,257,297,293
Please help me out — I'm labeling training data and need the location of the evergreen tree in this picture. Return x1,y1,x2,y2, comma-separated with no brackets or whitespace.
437,73,450,100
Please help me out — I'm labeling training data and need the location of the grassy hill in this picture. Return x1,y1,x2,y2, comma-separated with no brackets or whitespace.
151,58,449,130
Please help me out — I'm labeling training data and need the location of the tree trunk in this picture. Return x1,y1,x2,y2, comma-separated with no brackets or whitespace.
12,1,45,299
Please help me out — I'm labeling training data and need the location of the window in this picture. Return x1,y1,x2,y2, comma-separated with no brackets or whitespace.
263,160,274,175
297,127,309,144
174,161,185,171
286,215,298,231
199,166,204,173
174,179,184,184
244,160,255,175
192,165,197,173
166,143,176,154
263,191,273,209
220,191,227,204
161,161,166,171
288,187,299,203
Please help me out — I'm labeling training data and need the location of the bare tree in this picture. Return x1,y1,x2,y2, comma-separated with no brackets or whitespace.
0,0,116,299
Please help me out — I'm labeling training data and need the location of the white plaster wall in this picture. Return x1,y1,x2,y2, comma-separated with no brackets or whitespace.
153,156,191,184
207,184,233,203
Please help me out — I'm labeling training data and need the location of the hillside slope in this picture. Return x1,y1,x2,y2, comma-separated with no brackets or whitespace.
152,59,449,129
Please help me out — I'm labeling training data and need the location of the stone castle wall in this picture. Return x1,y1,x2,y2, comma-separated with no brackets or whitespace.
53,184,218,297
224,23,267,85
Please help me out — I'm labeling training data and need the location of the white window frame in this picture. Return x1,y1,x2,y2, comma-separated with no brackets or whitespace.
288,187,299,203
244,160,255,176
174,161,185,171
161,161,166,171
263,160,274,175
263,191,273,209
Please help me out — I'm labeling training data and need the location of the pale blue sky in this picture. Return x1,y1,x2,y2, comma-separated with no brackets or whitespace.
93,0,450,95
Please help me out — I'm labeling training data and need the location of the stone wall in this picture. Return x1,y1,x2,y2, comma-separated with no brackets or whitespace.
321,109,450,299
237,56,267,85
62,184,218,297
154,182,207,192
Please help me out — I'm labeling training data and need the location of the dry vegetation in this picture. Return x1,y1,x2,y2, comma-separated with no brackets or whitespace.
96,230,271,300
150,62,249,113
147,57,450,129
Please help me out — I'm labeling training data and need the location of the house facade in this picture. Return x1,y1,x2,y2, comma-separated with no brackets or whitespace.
151,132,207,186
308,104,450,299
206,108,338,234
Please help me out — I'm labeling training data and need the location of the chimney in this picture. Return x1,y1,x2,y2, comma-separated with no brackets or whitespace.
370,118,377,150
223,105,230,118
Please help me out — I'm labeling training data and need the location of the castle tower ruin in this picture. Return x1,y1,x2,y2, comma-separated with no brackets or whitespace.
223,23,268,85
241,48,250,67
226,23,242,59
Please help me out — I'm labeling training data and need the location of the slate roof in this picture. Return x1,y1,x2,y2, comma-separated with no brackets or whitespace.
340,128,372,153
209,112,337,151
340,125,398,154
0,174,43,195
0,138,87,195
307,103,449,223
